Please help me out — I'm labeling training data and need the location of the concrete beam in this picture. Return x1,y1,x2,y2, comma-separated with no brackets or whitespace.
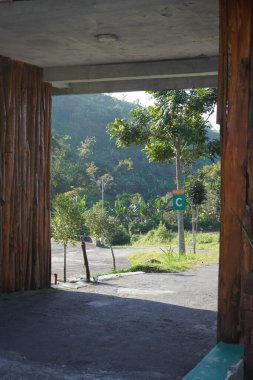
45,56,218,88
52,75,217,95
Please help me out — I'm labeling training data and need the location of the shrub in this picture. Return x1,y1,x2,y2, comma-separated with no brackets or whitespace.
132,223,175,246
154,222,172,242
112,225,131,245
197,233,219,244
130,234,139,244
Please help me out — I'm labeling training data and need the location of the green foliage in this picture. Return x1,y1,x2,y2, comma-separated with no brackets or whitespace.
197,233,219,244
52,94,220,202
84,203,119,270
133,223,174,246
108,89,219,254
154,222,171,241
130,229,219,252
51,191,86,245
52,94,176,200
114,192,159,234
130,234,139,244
51,133,99,197
78,136,96,158
126,250,219,273
108,89,219,166
51,134,74,195
52,93,221,232
111,225,130,245
161,247,177,262
84,203,118,244
186,178,207,206
198,162,221,228
183,162,221,230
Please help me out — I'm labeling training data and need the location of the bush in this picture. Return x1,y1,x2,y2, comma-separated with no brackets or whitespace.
197,233,219,244
132,223,175,246
128,219,158,235
154,222,173,242
112,225,131,245
130,234,139,244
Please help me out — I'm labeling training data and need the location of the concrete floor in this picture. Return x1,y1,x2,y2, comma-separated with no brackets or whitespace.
0,264,218,379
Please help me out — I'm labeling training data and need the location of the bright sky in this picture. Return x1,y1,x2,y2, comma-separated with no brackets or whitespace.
107,91,220,131
107,91,154,107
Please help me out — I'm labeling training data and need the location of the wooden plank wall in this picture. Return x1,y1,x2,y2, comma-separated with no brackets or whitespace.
218,0,253,342
0,55,52,292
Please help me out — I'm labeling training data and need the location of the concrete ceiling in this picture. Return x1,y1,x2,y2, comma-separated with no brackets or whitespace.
0,0,219,94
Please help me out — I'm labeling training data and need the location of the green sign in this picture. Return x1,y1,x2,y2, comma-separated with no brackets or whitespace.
173,194,186,211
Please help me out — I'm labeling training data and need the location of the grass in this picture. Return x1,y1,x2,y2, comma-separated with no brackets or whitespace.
129,231,220,252
122,248,219,273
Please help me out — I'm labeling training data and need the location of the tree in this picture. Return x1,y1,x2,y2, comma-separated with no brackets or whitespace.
51,134,74,195
51,134,99,197
84,204,118,270
114,192,157,234
198,162,221,229
51,190,86,282
186,177,207,253
96,173,114,210
108,89,219,254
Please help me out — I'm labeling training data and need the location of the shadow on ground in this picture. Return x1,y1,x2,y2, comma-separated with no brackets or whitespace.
0,286,217,379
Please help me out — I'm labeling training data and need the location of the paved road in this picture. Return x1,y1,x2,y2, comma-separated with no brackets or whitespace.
51,241,158,282
51,241,216,282
0,264,218,379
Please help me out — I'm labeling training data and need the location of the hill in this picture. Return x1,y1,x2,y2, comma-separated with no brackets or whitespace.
52,94,219,201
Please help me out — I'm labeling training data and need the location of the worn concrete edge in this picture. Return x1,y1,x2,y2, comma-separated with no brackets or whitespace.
225,359,244,380
51,271,145,290
182,343,244,380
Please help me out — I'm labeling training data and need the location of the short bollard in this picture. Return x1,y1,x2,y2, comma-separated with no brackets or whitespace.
54,273,58,285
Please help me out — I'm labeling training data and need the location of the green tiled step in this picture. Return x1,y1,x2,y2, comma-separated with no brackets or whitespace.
183,343,244,380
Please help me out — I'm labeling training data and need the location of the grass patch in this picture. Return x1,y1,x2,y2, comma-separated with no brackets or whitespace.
174,231,219,252
125,248,219,273
131,230,219,252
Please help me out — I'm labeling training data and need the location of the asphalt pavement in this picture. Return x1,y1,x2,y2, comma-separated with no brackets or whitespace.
51,241,154,282
0,261,218,379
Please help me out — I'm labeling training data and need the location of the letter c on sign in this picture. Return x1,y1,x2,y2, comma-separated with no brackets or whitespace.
176,197,182,207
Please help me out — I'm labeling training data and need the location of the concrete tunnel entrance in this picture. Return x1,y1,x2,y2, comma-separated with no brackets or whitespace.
1,0,253,375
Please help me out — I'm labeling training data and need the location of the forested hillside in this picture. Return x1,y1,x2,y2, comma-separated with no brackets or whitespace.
52,94,174,200
52,94,219,202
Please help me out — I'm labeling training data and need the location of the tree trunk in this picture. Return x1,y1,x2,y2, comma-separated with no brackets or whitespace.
192,207,198,254
195,207,198,251
110,244,116,271
63,243,67,283
192,207,196,254
81,240,90,282
175,153,186,255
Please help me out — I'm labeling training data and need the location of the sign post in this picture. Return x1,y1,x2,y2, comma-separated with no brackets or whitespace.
172,189,186,211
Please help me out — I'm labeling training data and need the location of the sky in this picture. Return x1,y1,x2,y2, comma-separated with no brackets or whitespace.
107,91,219,131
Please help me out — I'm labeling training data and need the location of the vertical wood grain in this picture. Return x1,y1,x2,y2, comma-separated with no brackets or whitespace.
0,56,51,292
218,0,253,342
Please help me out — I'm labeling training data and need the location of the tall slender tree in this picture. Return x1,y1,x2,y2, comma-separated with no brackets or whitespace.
51,190,86,282
84,204,118,271
186,177,207,253
108,89,219,254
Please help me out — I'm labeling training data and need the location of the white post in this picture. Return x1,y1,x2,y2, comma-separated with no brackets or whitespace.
101,178,104,210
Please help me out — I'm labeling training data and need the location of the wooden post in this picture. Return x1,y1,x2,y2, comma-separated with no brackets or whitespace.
0,55,52,292
81,236,90,283
218,0,253,342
